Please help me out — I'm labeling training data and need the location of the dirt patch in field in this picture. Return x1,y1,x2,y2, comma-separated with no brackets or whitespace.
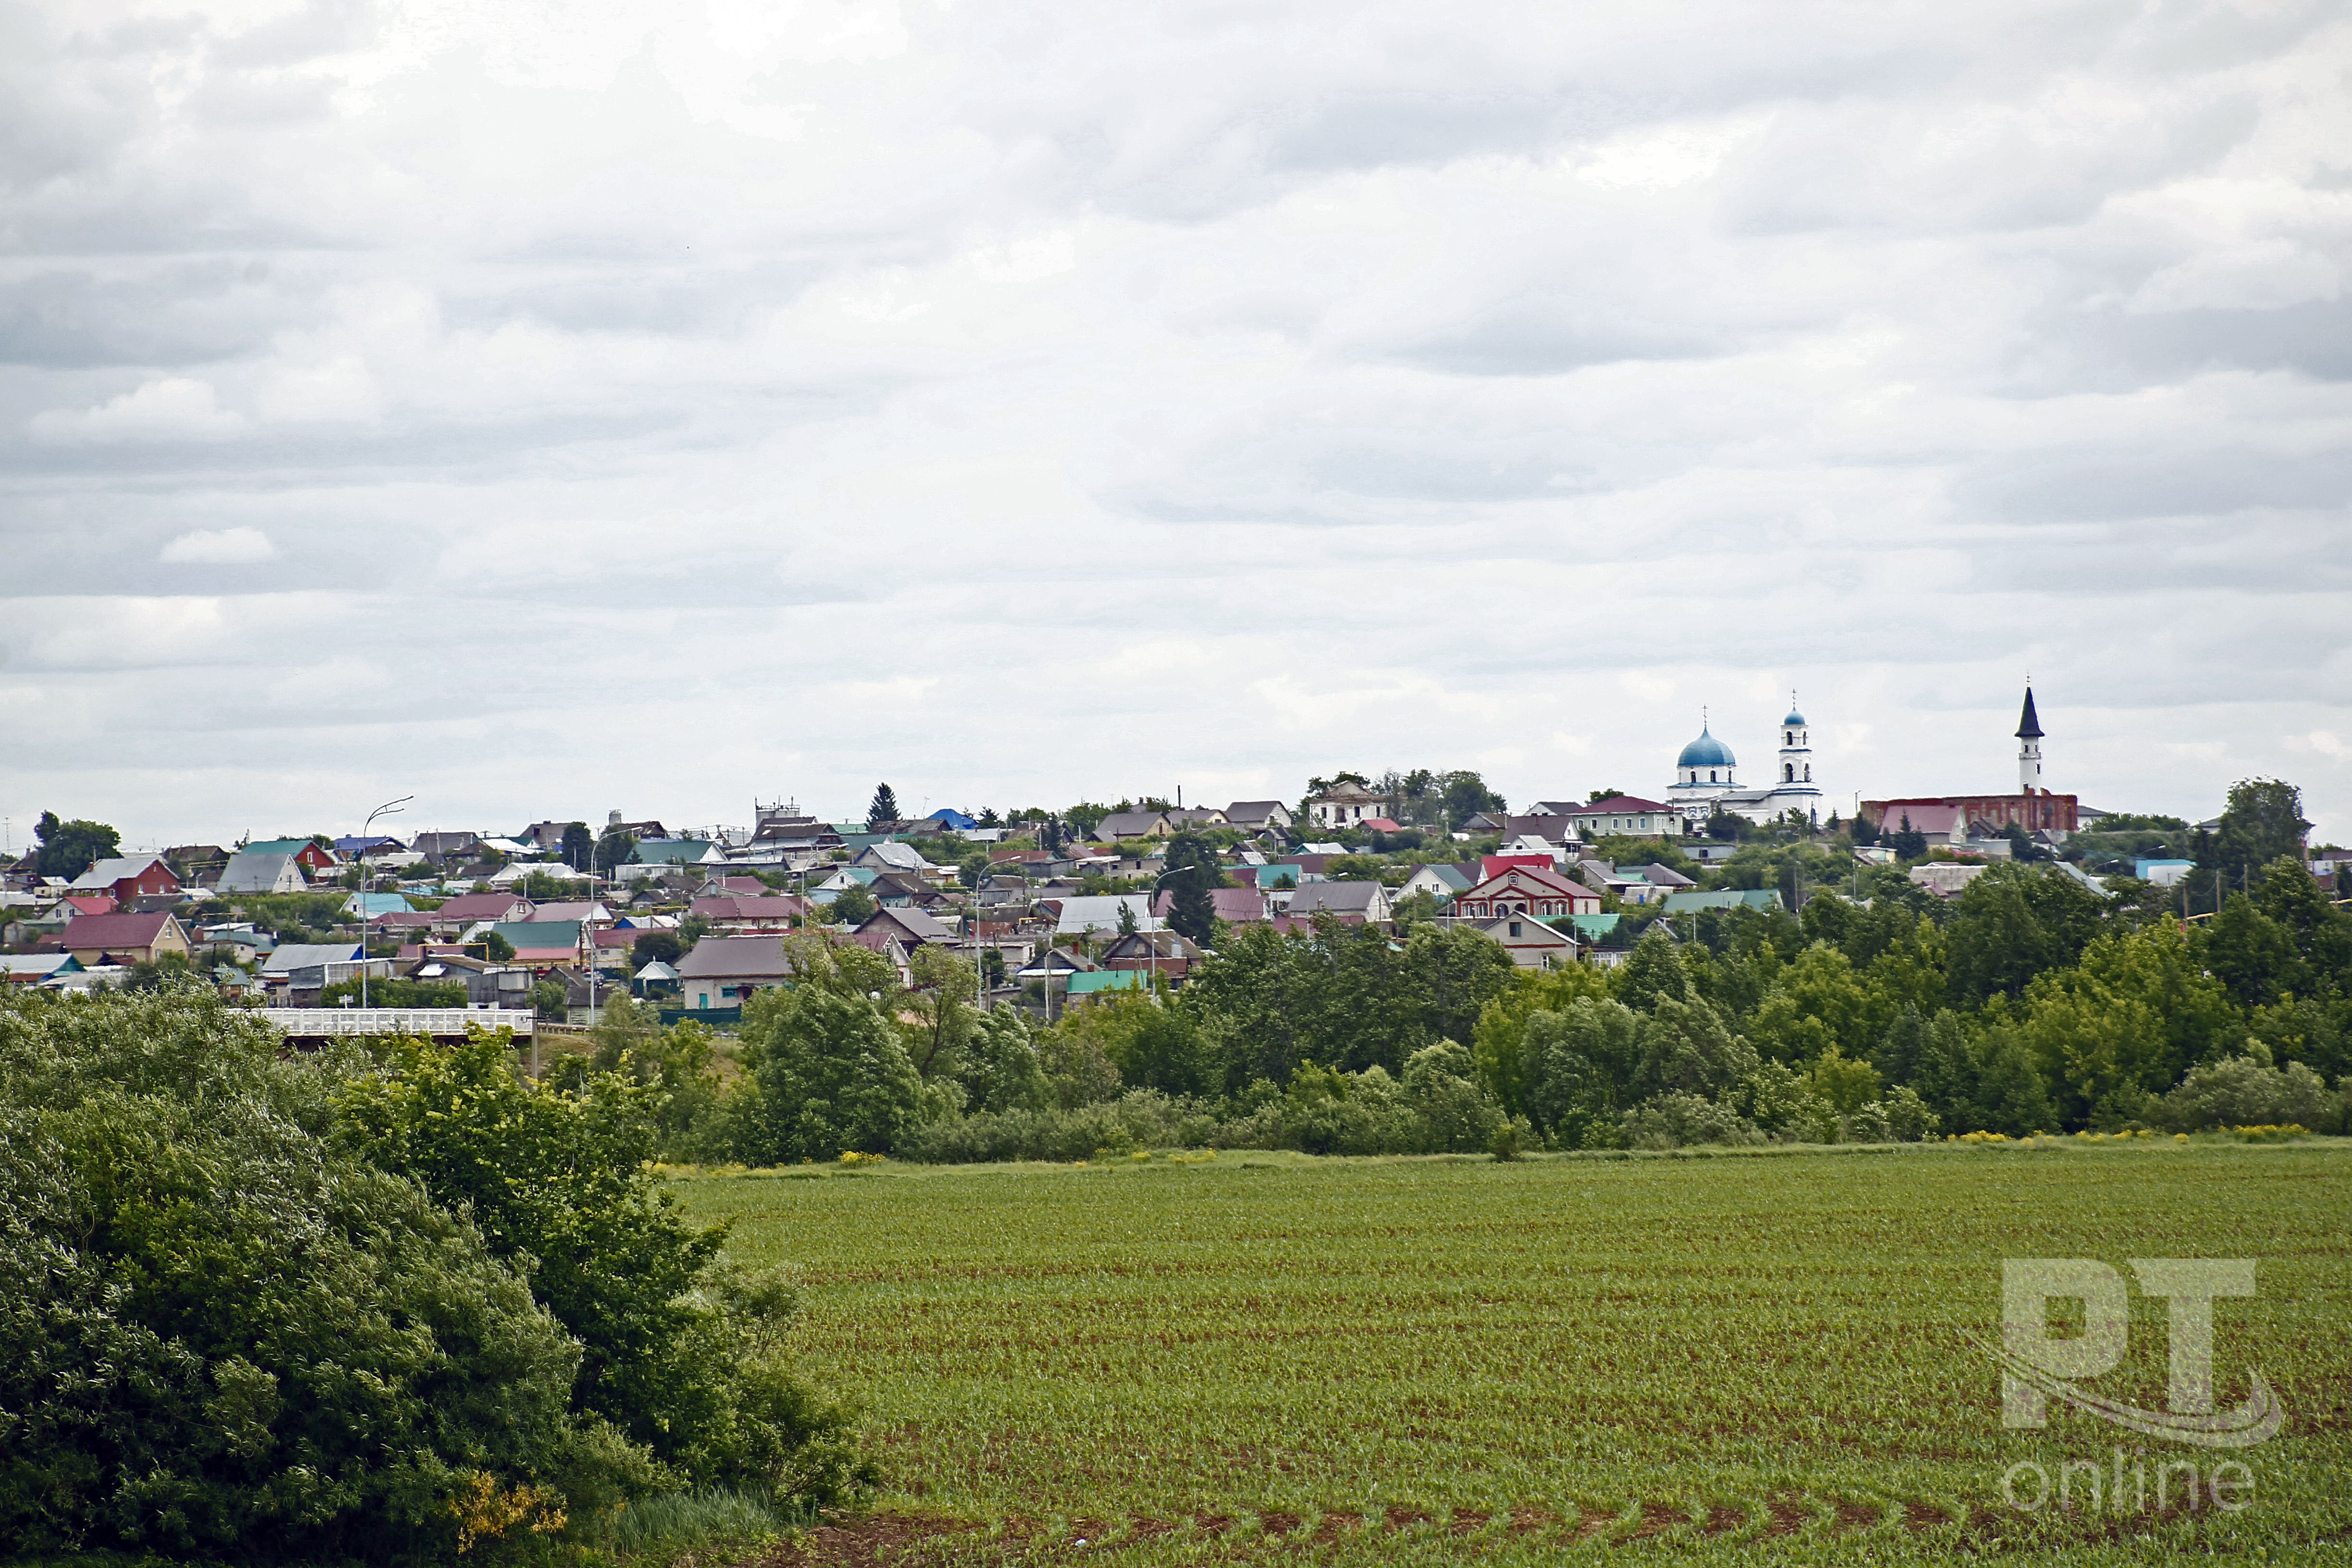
765,1514,971,1567
1701,1505,1743,1535
1832,1498,1879,1531
1622,1501,1685,1540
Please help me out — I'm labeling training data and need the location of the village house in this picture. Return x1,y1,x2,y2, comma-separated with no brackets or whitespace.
1395,862,1477,906
1283,881,1394,924
1223,801,1295,835
1475,914,1580,969
1453,864,1601,920
674,935,796,1012
260,942,384,1003
65,855,183,908
215,850,307,894
242,837,342,872
1100,929,1206,980
688,894,808,932
61,911,194,967
1150,886,1270,925
856,906,957,949
429,892,535,931
1560,796,1682,840
1094,810,1176,842
1304,783,1392,830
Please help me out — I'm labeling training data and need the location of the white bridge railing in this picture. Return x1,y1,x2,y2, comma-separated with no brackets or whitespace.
257,1007,537,1038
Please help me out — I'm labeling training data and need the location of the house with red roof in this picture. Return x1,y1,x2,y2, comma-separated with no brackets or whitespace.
1453,864,1601,921
61,911,194,967
65,855,182,908
690,894,809,932
1151,887,1270,925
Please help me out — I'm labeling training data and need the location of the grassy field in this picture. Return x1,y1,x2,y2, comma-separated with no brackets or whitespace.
670,1140,2352,1563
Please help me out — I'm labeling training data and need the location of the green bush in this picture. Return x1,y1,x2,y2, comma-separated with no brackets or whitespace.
2158,1042,2343,1133
0,987,871,1564
333,1032,868,1498
0,993,625,1562
896,1090,1220,1164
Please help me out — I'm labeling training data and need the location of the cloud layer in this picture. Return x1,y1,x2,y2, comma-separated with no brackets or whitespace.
2,0,2349,845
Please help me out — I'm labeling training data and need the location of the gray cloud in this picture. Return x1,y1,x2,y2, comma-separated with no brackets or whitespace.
0,0,2348,846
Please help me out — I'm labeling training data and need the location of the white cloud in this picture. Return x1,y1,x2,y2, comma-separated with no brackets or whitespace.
159,527,277,564
28,379,247,443
0,0,2348,845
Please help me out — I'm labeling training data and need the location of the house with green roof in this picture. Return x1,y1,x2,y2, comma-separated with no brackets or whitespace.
1659,889,1784,915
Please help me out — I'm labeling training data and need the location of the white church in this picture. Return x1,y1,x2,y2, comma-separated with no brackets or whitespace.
1667,696,1825,827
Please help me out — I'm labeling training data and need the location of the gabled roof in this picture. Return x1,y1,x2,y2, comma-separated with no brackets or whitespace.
690,894,807,921
1477,915,1576,946
490,920,581,954
1285,881,1386,916
675,935,796,981
1094,811,1173,839
1054,895,1162,935
261,941,365,974
59,912,179,950
215,852,304,893
1659,889,1784,913
526,901,611,923
858,841,936,871
433,892,534,921
857,906,955,944
632,839,721,864
67,856,175,892
1151,887,1270,923
243,838,325,857
1463,863,1587,900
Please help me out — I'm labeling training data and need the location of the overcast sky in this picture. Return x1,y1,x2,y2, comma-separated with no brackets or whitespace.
3,0,2349,852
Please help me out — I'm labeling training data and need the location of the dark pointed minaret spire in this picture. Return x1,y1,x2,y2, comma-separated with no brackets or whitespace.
2016,684,2045,794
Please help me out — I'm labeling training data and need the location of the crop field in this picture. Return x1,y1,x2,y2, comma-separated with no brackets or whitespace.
670,1142,2352,1564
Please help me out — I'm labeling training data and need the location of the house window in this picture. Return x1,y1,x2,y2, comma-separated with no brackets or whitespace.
1509,922,1523,937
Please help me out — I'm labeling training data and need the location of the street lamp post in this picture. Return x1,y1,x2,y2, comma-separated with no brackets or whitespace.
356,795,412,1010
1148,863,1194,995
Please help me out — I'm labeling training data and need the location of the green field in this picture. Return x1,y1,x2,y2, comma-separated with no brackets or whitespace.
670,1141,2352,1564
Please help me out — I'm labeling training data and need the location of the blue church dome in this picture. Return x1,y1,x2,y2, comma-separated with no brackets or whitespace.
1783,708,1807,727
1677,726,1736,769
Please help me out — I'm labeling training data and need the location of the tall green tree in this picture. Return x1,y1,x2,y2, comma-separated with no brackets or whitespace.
1161,831,1223,945
560,821,594,870
1521,996,1643,1146
1943,864,2105,1007
2197,779,2311,901
736,942,921,1160
594,827,639,870
866,783,900,831
31,811,120,880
